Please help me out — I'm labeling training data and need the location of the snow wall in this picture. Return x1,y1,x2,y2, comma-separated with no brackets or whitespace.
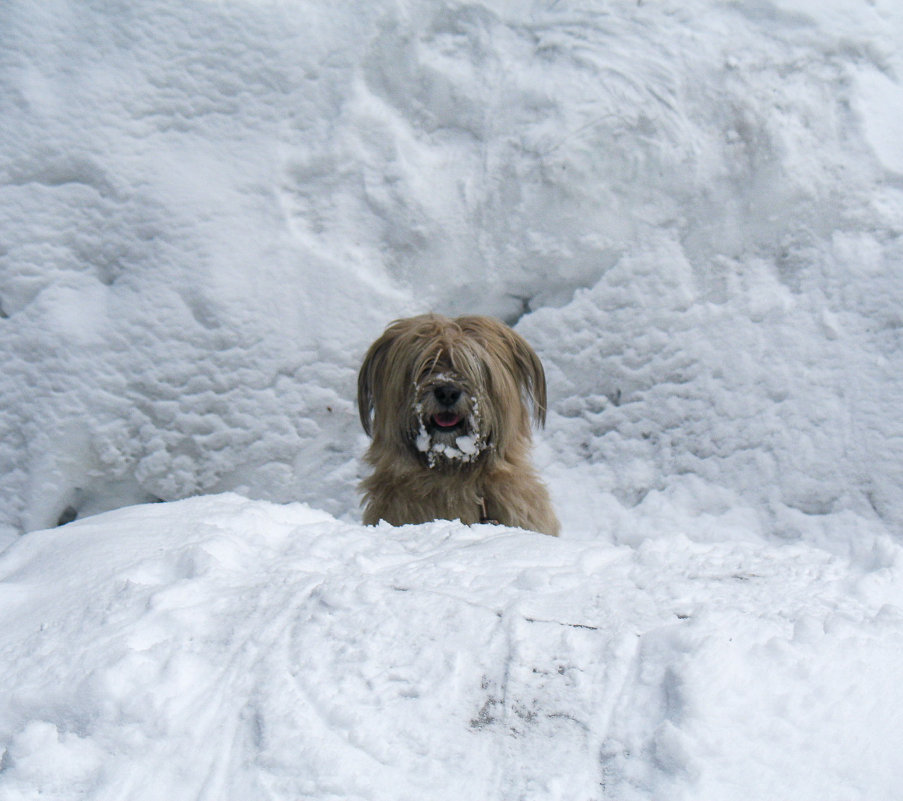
1,0,902,544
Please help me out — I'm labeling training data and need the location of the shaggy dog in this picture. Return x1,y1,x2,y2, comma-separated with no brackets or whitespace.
357,313,560,536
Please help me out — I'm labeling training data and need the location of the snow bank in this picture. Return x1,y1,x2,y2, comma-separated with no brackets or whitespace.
1,494,901,800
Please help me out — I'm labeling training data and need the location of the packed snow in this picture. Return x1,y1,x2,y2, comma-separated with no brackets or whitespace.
1,0,902,799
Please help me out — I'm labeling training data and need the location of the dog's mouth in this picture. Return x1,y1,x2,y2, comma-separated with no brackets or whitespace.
413,399,484,467
431,412,463,430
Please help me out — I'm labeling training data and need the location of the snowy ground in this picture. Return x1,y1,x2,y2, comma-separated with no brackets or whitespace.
1,0,903,798
2,495,902,801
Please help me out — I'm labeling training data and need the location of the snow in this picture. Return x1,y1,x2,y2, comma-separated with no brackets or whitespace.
1,0,903,799
854,67,903,176
455,433,479,456
2,495,901,801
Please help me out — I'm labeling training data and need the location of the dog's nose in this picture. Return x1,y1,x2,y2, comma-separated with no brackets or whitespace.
433,384,462,407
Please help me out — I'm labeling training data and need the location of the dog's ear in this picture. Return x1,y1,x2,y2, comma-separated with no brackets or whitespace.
459,317,548,428
507,328,548,428
357,320,411,436
358,327,397,436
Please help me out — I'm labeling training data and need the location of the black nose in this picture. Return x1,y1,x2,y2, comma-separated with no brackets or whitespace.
433,384,462,407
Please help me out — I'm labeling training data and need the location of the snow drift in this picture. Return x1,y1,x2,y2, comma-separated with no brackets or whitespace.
1,494,901,800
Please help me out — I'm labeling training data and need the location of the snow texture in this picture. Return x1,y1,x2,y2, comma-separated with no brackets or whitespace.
1,495,901,801
1,0,903,798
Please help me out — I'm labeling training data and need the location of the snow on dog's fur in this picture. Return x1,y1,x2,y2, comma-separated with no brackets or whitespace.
357,314,559,536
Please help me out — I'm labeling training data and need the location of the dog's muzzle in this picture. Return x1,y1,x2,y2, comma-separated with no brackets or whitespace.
412,379,484,466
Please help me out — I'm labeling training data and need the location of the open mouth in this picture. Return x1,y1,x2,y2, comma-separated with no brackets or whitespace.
431,412,463,429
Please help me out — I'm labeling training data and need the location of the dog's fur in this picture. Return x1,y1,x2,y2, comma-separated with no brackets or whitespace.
357,313,559,536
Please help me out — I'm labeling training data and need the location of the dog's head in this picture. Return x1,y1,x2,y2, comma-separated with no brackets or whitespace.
358,314,547,467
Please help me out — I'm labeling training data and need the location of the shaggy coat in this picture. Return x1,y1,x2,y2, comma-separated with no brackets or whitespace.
358,314,560,536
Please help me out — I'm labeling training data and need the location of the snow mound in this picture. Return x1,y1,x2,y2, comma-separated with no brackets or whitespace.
1,494,901,800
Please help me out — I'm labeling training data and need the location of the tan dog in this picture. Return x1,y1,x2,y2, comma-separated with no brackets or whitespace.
357,314,559,536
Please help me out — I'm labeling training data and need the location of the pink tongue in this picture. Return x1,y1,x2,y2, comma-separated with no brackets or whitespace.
433,412,462,428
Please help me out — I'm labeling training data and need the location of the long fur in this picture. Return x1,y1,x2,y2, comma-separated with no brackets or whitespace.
357,313,560,536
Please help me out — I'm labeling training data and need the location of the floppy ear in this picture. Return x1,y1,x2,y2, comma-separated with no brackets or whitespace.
357,320,409,436
458,317,548,428
506,328,548,428
358,328,396,436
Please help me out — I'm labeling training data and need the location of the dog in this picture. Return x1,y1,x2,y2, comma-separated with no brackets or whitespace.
357,313,560,536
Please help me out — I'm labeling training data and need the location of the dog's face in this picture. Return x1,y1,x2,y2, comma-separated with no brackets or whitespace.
358,314,547,468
